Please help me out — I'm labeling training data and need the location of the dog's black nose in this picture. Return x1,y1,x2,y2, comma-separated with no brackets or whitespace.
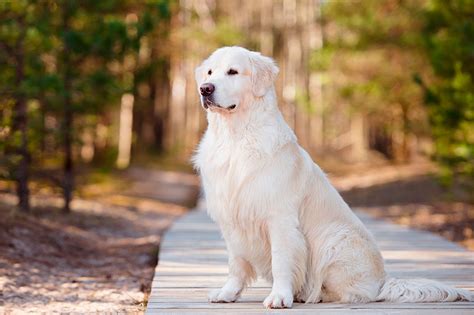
200,83,215,97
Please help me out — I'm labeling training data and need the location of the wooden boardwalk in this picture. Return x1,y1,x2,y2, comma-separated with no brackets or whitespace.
146,203,474,314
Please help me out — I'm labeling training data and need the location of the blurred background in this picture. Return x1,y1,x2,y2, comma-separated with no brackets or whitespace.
0,0,473,313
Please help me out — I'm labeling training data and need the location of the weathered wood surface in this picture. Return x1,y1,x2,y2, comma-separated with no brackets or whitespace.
146,204,474,314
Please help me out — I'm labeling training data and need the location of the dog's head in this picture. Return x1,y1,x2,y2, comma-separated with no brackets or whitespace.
195,46,279,113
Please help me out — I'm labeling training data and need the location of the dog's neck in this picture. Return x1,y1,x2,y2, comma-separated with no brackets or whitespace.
205,88,296,149
206,89,275,133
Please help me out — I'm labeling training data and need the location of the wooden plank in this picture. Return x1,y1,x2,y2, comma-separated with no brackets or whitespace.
146,311,474,315
146,207,474,314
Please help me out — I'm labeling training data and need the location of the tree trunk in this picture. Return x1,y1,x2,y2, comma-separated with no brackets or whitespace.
62,3,74,213
63,103,74,213
116,93,134,169
166,1,188,151
351,113,368,162
13,33,30,212
308,0,325,155
400,102,411,162
149,28,171,153
152,62,170,152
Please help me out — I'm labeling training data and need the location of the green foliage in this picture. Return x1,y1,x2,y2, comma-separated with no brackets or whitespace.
212,19,245,47
181,17,245,57
322,0,424,50
0,0,171,195
320,0,473,179
295,89,314,114
419,0,474,182
310,48,333,72
317,0,428,161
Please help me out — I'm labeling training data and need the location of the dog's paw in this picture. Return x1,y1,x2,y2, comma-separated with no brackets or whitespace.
263,290,293,309
208,288,239,303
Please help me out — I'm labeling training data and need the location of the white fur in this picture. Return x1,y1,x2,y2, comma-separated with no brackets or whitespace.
193,46,473,309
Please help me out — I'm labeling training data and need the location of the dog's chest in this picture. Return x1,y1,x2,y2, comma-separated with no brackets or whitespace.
198,137,267,223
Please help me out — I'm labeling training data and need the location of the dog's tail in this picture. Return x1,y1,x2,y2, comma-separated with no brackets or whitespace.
377,277,473,302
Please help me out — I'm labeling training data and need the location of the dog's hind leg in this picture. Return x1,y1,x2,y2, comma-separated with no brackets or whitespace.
318,233,385,303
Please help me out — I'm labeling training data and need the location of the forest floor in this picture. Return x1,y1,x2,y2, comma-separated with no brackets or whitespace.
329,161,474,250
0,161,472,314
0,167,199,314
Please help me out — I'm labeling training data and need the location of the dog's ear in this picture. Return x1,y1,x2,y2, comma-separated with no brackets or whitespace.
249,51,279,97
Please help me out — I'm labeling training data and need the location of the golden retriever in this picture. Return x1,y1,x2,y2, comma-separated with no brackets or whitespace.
192,46,472,309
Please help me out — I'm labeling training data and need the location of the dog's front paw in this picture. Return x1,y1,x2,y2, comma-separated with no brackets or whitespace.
208,288,239,303
263,290,293,309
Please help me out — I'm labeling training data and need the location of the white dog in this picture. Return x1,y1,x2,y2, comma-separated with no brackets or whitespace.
192,46,472,309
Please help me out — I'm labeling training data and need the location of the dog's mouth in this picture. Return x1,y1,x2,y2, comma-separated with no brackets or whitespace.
203,98,237,112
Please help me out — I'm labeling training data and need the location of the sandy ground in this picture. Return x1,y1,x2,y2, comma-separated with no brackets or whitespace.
329,162,474,250
0,168,199,314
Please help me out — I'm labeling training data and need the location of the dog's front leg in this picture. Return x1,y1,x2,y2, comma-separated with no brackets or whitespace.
264,217,306,309
209,254,255,303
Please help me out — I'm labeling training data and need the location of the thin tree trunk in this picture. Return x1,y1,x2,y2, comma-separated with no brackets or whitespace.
39,98,47,154
351,113,368,162
62,2,74,213
150,28,171,153
152,62,170,152
166,0,188,151
309,0,325,154
400,102,411,162
259,0,273,56
63,98,74,213
116,93,134,169
13,28,30,212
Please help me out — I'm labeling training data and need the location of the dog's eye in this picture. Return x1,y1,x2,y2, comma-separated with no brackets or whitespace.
227,69,238,75
208,69,212,75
